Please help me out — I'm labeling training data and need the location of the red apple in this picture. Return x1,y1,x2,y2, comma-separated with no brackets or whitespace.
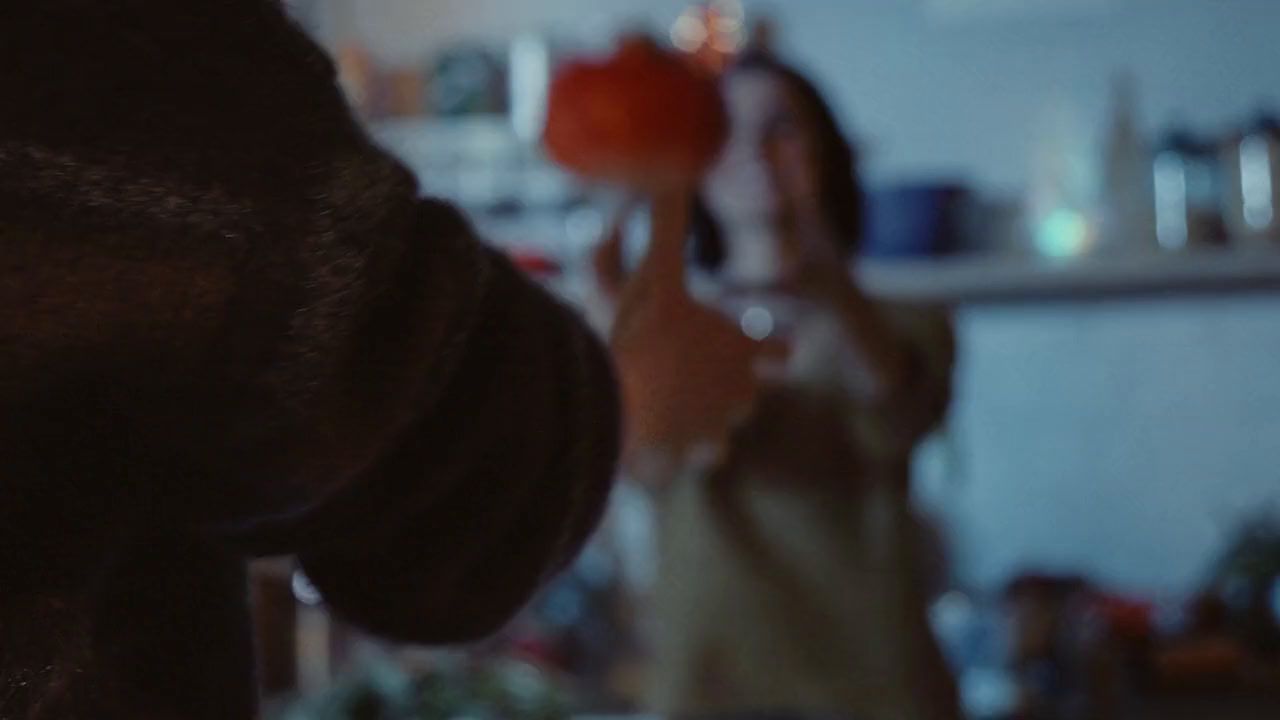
543,36,728,188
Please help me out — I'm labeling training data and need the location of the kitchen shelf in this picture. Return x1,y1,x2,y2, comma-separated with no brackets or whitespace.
368,118,1280,305
857,248,1280,304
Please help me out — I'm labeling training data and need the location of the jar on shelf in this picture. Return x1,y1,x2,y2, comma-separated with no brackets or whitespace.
1153,131,1226,250
1222,114,1280,247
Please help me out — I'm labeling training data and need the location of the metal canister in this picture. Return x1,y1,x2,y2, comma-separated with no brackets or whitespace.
1223,114,1280,246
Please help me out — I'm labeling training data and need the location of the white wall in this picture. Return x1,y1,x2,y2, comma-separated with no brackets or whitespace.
916,293,1280,595
780,0,1280,192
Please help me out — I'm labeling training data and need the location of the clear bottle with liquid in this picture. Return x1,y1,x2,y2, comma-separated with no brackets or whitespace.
1153,130,1227,251
1098,73,1157,254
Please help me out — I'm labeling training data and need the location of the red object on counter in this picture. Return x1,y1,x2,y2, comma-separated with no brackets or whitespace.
509,249,561,277
1093,593,1155,640
542,35,728,187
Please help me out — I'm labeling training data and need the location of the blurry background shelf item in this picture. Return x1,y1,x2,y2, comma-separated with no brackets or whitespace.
371,116,582,215
858,249,1280,304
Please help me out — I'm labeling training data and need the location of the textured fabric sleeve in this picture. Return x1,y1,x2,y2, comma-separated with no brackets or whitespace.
0,0,620,645
273,242,622,644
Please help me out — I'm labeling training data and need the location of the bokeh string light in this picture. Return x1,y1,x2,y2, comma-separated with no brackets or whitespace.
669,1,748,73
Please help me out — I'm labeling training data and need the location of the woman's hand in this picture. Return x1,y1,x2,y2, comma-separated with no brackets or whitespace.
592,188,787,481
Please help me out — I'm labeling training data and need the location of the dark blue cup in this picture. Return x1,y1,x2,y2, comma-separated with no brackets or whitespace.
862,183,968,258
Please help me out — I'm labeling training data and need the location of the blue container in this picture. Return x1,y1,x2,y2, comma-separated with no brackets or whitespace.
863,184,968,258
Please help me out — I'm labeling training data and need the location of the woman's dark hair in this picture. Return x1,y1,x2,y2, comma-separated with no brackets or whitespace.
690,52,863,270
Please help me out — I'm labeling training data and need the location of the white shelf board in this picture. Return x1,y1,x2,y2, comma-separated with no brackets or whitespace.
857,249,1280,304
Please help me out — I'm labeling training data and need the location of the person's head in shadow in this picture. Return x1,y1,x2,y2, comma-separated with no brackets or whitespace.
691,52,863,284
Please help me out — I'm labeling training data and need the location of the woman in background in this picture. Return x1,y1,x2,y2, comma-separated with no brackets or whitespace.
594,51,959,719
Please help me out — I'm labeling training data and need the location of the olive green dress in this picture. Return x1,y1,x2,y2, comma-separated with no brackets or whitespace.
645,298,959,720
